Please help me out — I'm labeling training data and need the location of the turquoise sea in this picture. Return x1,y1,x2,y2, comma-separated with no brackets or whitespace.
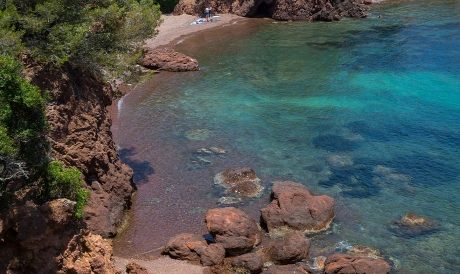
113,0,460,272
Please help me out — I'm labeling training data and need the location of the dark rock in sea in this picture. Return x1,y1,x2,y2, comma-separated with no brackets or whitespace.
205,207,263,256
324,254,390,274
262,264,313,274
200,243,226,266
231,253,264,274
173,0,367,21
126,261,152,274
260,181,335,238
139,48,199,72
163,233,208,261
263,231,311,265
390,213,440,237
214,167,264,197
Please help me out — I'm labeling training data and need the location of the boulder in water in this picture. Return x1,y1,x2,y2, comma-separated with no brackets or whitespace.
205,207,262,256
261,181,335,238
324,254,390,274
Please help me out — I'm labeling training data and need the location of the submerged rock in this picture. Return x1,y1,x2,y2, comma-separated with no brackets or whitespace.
324,254,390,274
390,213,440,236
261,181,335,238
217,196,243,205
347,245,382,259
214,167,264,197
205,207,262,256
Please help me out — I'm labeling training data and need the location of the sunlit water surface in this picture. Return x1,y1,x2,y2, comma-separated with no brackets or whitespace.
113,1,460,272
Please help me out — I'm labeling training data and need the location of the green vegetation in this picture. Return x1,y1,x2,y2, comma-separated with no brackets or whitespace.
1,0,163,216
1,0,162,82
46,161,89,218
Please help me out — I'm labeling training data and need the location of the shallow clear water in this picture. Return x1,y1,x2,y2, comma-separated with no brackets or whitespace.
113,0,460,272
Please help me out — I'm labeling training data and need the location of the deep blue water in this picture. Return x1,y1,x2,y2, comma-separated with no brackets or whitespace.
114,0,460,272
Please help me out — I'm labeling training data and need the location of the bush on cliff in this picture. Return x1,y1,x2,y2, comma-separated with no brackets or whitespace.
0,55,88,217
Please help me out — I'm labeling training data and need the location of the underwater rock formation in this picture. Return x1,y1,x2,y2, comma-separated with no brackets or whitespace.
214,167,264,197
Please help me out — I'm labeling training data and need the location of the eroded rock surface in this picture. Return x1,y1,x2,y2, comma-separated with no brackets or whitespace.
324,254,390,274
205,207,263,255
140,48,199,72
264,231,311,265
261,181,335,238
231,253,264,273
174,0,368,21
163,233,208,261
24,60,135,237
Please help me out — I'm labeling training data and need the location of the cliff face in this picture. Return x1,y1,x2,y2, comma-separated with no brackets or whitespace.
174,0,368,21
0,60,134,273
26,62,135,238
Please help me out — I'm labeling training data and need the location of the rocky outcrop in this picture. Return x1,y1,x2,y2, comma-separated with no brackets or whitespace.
390,213,440,236
205,207,263,256
126,262,152,274
263,231,310,265
174,0,367,21
231,253,264,273
57,231,120,274
260,181,335,238
214,167,264,198
324,254,390,274
23,59,135,238
139,48,200,72
263,264,313,274
163,233,208,261
0,57,135,273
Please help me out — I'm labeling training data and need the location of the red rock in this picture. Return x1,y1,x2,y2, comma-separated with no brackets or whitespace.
231,253,264,273
265,231,310,265
126,261,152,274
173,0,367,21
205,207,262,255
139,48,199,72
324,254,390,274
57,230,121,274
261,181,335,238
163,233,208,261
200,243,226,266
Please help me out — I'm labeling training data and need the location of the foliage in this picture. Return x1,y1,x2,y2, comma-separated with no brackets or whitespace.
1,0,162,82
0,56,89,217
46,161,89,218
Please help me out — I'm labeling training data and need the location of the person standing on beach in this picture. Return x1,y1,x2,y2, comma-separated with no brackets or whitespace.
205,8,210,22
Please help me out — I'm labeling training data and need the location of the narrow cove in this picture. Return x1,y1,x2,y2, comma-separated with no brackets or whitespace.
112,1,460,272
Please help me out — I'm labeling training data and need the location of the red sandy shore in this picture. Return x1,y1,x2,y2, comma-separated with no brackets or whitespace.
112,13,247,274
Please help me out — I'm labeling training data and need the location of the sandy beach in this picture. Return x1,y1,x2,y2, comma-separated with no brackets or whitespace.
145,13,247,49
113,13,248,274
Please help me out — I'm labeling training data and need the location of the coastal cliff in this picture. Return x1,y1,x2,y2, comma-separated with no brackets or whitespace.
0,60,134,273
173,0,368,21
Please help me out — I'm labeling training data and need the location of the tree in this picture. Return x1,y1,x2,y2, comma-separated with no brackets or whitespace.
1,0,162,82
